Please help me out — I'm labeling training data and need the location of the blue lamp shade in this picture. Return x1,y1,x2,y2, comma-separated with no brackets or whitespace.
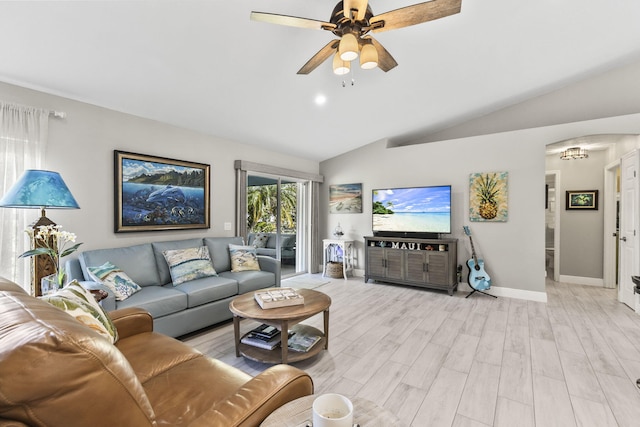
0,170,80,209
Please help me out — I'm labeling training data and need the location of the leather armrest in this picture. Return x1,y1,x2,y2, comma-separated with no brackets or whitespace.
110,307,153,339
190,364,313,427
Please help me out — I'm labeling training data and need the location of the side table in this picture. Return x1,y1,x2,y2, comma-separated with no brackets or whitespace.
322,239,354,280
261,395,404,426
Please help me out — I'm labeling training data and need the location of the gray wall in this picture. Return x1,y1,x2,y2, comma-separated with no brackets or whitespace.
320,115,640,300
0,81,320,257
546,150,607,279
5,74,640,301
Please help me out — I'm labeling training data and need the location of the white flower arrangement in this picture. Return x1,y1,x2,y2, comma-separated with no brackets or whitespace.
20,225,82,286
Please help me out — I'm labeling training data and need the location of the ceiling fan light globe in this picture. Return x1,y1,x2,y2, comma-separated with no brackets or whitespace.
360,43,378,69
338,33,358,61
333,53,351,75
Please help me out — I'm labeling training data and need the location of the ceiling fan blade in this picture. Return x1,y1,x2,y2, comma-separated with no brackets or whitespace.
369,0,461,33
297,40,340,75
251,11,336,31
368,37,398,72
343,0,369,21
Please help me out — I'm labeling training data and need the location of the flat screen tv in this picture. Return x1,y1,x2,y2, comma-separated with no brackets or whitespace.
372,185,451,238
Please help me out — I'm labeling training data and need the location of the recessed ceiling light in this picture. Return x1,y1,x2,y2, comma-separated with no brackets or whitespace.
315,94,327,106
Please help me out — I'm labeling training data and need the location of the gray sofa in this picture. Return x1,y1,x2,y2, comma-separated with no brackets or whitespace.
66,236,280,337
247,232,296,263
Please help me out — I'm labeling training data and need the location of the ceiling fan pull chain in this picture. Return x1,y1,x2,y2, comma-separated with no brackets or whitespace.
340,64,356,87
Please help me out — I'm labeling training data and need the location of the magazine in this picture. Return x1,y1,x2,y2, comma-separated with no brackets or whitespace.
287,332,321,352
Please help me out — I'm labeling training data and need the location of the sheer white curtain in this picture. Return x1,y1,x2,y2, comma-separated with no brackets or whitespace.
0,102,49,287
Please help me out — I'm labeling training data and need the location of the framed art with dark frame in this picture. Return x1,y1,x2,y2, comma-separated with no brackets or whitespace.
566,190,598,210
114,150,210,232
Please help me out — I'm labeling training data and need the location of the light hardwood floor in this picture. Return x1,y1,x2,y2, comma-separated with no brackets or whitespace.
182,276,640,427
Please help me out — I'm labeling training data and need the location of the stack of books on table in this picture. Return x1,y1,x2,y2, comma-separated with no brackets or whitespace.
241,324,291,350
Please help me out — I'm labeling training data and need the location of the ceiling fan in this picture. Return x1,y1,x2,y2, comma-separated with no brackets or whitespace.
250,0,462,75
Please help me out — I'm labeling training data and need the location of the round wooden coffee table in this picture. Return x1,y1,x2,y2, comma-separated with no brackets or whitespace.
261,395,404,426
229,288,331,364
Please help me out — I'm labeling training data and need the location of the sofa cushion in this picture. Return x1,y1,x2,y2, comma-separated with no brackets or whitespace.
39,280,118,343
80,243,160,287
252,232,269,248
281,234,296,248
152,238,204,285
116,330,203,384
266,234,278,248
116,286,188,318
219,270,277,294
203,236,243,273
87,261,142,301
229,244,261,272
173,276,238,308
162,246,218,286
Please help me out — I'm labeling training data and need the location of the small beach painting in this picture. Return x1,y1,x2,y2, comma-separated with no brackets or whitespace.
329,183,362,214
114,151,210,232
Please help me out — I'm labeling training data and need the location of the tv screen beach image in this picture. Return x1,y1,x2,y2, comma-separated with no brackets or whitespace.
373,186,451,233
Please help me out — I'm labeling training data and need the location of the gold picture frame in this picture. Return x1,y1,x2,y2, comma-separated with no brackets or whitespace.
114,150,210,232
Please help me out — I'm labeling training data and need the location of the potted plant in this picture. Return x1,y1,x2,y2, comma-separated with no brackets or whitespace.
19,225,82,293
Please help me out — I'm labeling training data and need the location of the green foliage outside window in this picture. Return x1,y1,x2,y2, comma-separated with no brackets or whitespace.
247,183,297,233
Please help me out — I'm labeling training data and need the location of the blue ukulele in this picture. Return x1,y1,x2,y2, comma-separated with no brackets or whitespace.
463,226,496,298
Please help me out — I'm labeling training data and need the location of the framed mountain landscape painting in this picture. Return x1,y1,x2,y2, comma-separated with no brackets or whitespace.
114,151,210,232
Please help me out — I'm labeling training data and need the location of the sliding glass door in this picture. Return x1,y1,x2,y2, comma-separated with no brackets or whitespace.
247,173,303,277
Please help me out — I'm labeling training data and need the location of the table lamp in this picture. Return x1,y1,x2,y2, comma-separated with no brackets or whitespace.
0,169,80,295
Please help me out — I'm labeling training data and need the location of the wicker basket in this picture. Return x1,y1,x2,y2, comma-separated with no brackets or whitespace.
326,261,344,278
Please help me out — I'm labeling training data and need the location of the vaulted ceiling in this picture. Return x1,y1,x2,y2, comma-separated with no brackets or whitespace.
1,1,640,161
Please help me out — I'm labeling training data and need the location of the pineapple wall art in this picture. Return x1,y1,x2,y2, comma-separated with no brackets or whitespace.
469,172,508,222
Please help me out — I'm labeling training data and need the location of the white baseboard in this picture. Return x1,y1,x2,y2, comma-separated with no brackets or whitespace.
487,285,548,302
558,275,604,287
457,282,547,302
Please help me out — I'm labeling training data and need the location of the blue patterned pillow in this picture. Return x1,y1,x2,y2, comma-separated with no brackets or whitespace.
229,244,261,272
87,261,142,301
163,246,218,286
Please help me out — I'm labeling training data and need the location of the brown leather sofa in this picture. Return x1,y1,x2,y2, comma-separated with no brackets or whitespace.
0,276,313,426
